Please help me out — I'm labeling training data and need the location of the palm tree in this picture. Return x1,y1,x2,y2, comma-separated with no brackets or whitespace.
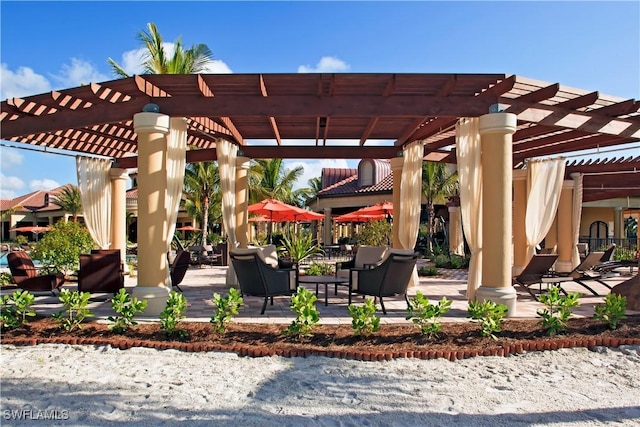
421,162,458,254
249,159,310,206
183,162,220,247
108,23,215,77
1,206,19,241
51,185,83,222
305,176,322,203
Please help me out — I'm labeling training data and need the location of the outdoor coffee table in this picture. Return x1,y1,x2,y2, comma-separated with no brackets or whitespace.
298,275,350,306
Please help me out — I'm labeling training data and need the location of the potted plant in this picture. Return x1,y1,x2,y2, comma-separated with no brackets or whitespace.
277,231,324,270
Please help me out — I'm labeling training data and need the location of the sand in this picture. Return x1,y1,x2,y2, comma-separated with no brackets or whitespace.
1,344,639,426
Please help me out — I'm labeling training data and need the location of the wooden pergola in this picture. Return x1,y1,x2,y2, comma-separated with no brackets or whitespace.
1,73,638,201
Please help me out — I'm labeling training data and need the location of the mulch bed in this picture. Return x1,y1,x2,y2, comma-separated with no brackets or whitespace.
2,315,639,361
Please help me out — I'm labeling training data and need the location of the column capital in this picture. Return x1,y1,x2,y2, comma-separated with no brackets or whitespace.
109,167,129,181
236,156,251,170
479,112,517,135
390,156,404,170
133,112,170,134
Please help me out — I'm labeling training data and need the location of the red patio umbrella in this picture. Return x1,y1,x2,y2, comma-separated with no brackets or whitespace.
248,199,323,241
10,225,51,241
355,201,393,216
176,225,201,232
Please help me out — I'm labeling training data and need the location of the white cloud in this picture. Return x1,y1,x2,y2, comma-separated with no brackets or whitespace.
298,56,350,73
0,173,25,199
286,159,353,190
51,58,110,88
111,43,233,75
29,179,60,192
0,63,51,99
0,148,24,171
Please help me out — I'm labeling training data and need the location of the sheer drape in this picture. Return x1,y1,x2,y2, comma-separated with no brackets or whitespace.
455,118,482,301
399,141,423,286
165,117,187,253
76,157,112,249
217,139,238,284
571,173,583,268
525,158,566,262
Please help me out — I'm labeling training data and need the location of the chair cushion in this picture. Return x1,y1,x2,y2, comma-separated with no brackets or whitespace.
259,244,279,268
354,246,388,269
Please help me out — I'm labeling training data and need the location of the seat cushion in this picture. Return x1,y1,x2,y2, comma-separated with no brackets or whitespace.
259,244,279,268
354,246,388,269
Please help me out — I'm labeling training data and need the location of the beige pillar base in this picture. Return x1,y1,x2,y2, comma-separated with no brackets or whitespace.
554,260,573,273
132,286,170,317
475,285,518,318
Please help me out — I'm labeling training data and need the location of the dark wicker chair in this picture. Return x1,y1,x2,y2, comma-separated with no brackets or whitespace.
7,251,65,295
348,252,419,314
230,249,298,314
169,250,191,292
78,249,124,294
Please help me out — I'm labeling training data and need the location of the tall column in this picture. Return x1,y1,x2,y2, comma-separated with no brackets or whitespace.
613,207,624,239
390,156,403,248
131,111,171,316
109,167,129,266
323,207,332,245
476,112,518,316
235,156,251,248
512,169,527,275
556,182,574,272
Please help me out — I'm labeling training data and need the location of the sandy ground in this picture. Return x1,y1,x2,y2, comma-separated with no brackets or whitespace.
1,344,639,426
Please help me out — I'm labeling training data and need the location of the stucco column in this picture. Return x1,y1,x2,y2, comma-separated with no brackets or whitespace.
512,169,527,275
556,182,574,272
132,112,171,316
447,204,464,256
390,156,403,248
323,207,332,245
476,112,518,316
235,156,251,248
613,207,624,239
109,167,129,266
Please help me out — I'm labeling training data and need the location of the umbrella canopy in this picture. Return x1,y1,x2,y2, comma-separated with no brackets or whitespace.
248,199,322,222
334,212,386,223
355,201,394,216
10,226,51,234
176,225,201,231
336,201,393,223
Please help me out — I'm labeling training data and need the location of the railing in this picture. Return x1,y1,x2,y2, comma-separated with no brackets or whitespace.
578,237,637,255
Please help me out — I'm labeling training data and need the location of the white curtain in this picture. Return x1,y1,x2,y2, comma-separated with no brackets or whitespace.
571,173,583,268
218,139,238,285
76,157,112,249
525,157,566,262
399,140,423,286
455,118,482,302
165,117,187,253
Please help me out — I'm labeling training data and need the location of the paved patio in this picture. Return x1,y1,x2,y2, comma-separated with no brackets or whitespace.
9,260,636,325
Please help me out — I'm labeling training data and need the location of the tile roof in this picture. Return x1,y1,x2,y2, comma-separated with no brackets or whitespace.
318,170,394,197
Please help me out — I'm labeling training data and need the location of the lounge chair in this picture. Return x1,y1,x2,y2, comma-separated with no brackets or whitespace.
169,250,191,292
553,251,606,296
230,248,298,314
348,252,419,314
6,251,65,295
513,254,571,300
78,249,124,294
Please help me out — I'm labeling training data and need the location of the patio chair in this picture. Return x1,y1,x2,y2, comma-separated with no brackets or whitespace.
6,251,65,295
336,246,388,279
348,252,419,314
513,254,571,300
78,249,124,294
169,250,191,292
553,251,606,296
230,248,298,314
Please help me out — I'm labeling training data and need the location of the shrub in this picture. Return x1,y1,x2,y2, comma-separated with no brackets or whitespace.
418,266,439,276
0,272,14,287
284,287,319,340
107,289,148,334
160,291,187,339
356,220,392,246
305,261,335,276
52,289,94,331
0,290,36,329
348,298,380,337
406,292,451,338
468,300,508,340
594,293,626,330
210,287,243,334
278,231,324,264
31,221,95,275
536,286,580,335
449,254,469,269
433,254,450,268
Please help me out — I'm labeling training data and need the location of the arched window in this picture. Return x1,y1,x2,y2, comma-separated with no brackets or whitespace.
589,221,608,250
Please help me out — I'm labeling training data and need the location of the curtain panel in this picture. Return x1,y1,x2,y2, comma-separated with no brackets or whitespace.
455,118,482,302
399,141,423,286
76,157,112,249
217,139,238,284
525,158,566,262
166,118,187,253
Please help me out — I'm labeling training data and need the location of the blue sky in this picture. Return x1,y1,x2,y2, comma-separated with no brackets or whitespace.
1,1,639,199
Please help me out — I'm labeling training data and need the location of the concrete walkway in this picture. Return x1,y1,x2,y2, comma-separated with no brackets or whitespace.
7,261,636,325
